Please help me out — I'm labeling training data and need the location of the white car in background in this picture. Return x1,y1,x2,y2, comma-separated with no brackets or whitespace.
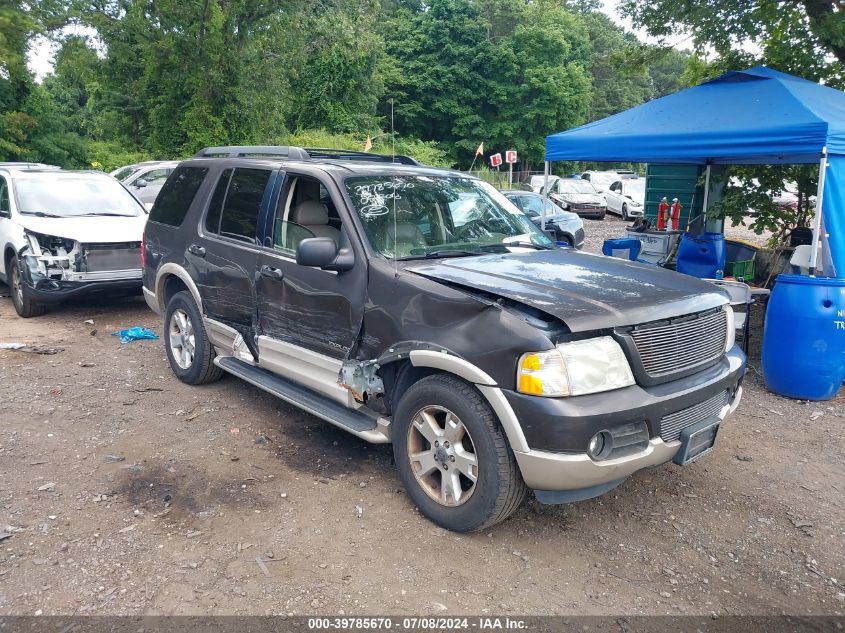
0,165,147,317
580,170,620,193
605,178,645,221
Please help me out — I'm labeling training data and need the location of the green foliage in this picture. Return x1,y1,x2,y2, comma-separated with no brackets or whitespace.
711,165,818,248
276,129,450,167
381,0,592,168
85,140,152,172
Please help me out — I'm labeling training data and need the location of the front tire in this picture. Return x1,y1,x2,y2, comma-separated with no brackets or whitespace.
164,290,224,385
393,374,527,532
9,259,45,318
622,203,629,221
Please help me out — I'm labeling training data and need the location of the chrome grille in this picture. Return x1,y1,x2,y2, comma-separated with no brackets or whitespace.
660,391,729,442
629,309,727,377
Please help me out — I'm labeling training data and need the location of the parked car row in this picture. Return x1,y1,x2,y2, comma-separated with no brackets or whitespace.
528,170,645,221
1,149,746,533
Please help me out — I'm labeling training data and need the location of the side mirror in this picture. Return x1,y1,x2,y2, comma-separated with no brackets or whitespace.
134,178,148,188
296,237,354,271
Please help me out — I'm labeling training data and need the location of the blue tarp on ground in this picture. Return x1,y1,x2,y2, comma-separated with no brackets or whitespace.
545,66,845,276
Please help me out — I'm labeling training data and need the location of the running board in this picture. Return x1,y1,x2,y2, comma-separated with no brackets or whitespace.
214,356,390,443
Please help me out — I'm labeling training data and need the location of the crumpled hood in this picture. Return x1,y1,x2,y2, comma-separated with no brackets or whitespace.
406,250,727,333
17,214,147,244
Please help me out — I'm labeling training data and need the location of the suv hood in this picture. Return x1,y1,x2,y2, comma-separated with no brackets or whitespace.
406,250,727,333
17,214,146,244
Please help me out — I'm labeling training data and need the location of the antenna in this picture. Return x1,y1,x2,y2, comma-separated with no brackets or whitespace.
390,98,399,278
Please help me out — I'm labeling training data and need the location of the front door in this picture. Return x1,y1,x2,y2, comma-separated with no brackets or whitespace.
0,175,12,281
253,173,367,401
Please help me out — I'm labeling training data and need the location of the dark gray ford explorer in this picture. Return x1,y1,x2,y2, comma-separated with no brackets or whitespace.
141,146,745,532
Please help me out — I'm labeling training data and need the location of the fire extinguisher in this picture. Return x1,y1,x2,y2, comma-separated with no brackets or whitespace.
670,198,682,231
657,197,669,230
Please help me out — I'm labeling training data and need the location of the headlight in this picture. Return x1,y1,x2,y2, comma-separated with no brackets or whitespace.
724,305,735,351
517,336,635,397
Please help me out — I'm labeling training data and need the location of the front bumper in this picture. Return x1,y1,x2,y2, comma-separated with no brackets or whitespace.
507,347,745,494
23,276,142,304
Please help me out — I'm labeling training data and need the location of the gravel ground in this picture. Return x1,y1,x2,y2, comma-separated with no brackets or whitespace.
0,252,843,617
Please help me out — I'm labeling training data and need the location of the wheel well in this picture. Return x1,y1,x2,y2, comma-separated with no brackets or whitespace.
162,275,189,307
4,247,15,269
379,359,439,414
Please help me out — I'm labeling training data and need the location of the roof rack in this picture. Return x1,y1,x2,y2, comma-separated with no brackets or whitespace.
303,148,420,166
194,145,419,165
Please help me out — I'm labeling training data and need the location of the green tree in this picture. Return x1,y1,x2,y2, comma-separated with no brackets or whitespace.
381,0,592,167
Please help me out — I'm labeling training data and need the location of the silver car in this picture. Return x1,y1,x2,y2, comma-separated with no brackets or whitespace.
111,160,180,210
503,190,585,249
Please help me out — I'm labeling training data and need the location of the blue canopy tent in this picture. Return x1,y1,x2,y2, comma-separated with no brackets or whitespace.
544,66,845,277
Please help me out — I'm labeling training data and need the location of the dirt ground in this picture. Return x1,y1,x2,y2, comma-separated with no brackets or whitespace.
1,228,843,616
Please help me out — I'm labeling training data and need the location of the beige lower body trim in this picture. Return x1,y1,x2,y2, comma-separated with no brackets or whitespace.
514,438,681,491
143,287,160,315
514,385,743,491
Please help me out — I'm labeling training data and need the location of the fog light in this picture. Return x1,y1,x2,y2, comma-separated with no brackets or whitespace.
588,431,612,459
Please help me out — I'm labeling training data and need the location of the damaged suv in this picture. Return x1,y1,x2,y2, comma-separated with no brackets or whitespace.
0,165,147,317
143,146,745,532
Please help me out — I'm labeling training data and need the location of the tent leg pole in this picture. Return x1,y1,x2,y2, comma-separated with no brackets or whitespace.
542,161,550,232
809,149,828,276
702,164,711,212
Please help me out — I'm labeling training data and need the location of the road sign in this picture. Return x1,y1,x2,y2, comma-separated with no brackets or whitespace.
506,150,518,164
490,153,503,167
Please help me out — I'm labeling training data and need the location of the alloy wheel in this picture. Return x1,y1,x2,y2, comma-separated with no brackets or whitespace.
406,405,478,507
168,308,195,369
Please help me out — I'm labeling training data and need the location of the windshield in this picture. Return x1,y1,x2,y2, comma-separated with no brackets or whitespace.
344,175,553,258
557,179,597,195
111,166,139,182
15,174,144,217
624,180,645,198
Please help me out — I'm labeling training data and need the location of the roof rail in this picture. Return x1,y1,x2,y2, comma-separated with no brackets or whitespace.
194,146,312,160
194,145,420,165
303,148,420,166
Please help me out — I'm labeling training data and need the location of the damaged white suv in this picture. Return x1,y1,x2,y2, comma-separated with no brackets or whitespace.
0,164,148,317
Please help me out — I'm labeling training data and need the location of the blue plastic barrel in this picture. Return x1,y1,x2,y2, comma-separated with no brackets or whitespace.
676,232,726,279
762,274,845,400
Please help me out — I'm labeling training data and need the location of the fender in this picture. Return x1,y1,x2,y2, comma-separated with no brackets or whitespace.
154,263,205,314
406,348,529,453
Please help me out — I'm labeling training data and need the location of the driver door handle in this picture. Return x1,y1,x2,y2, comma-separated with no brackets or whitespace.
260,265,284,280
188,244,206,257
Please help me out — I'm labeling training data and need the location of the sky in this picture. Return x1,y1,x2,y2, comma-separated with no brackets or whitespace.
26,2,681,81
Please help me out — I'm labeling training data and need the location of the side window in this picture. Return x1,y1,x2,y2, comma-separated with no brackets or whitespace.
543,199,559,215
521,196,544,217
610,181,621,192
218,168,271,244
149,166,208,226
204,169,232,234
141,168,171,185
0,177,10,216
506,196,523,211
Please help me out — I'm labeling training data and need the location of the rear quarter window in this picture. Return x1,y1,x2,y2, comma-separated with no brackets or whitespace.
149,166,209,227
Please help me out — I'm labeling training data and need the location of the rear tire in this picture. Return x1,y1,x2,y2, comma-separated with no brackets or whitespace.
9,259,45,318
393,373,528,532
164,290,224,385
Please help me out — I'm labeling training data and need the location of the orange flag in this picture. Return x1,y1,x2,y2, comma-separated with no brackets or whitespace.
475,142,484,156
363,135,373,152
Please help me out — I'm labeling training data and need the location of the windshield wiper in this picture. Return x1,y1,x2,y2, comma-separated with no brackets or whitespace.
76,212,132,217
480,241,553,251
21,211,62,218
398,248,482,260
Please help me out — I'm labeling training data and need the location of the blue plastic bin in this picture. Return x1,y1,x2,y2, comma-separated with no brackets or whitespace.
762,274,845,400
676,232,726,279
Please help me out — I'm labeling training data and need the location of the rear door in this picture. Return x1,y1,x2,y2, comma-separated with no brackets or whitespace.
195,166,275,330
